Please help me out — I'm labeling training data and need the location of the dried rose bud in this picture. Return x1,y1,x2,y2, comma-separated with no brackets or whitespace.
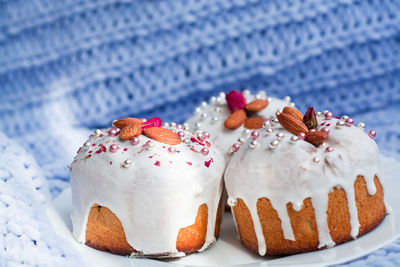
226,90,246,113
303,107,318,129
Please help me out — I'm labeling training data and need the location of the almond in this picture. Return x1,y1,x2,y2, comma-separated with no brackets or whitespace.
244,117,265,129
282,107,304,121
144,127,181,145
305,131,328,145
276,113,309,136
224,109,247,130
114,118,143,129
120,122,142,140
244,99,269,112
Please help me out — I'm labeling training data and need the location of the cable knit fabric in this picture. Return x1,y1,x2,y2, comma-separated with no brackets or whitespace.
0,0,399,266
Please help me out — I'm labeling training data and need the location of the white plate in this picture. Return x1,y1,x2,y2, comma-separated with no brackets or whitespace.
47,155,400,267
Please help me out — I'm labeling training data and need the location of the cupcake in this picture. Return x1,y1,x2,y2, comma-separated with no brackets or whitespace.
224,107,387,255
70,117,225,257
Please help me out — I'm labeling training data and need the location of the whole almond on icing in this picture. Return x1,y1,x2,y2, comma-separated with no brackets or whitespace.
120,122,142,140
305,131,328,145
244,117,265,129
224,109,247,130
144,127,181,145
114,118,143,129
276,113,309,136
282,107,304,121
245,99,269,112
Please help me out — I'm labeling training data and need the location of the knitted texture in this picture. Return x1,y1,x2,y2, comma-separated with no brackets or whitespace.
0,0,399,266
0,132,83,266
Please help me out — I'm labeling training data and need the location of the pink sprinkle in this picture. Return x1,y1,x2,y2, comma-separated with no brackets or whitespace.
345,118,354,127
89,134,95,139
88,151,92,153
109,161,112,165
149,156,154,158
325,112,333,120
108,128,118,137
92,143,96,146
154,161,161,166
204,158,214,168
186,162,192,166
190,137,204,146
325,147,334,153
130,137,140,146
168,147,177,154
205,141,211,148
231,143,240,152
321,127,330,135
77,147,82,154
368,130,376,139
320,122,326,126
178,131,185,138
326,123,331,127
297,132,306,140
109,144,119,153
201,147,209,156
95,144,107,154
335,116,340,119
250,130,259,140
123,148,128,152
203,131,210,139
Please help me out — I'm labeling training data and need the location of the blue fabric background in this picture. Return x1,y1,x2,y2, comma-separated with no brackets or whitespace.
0,0,399,266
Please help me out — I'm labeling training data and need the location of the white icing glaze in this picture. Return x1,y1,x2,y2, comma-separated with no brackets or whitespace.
185,90,291,161
70,126,225,257
225,115,382,255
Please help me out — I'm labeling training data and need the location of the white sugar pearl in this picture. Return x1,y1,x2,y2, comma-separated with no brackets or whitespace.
290,136,298,143
162,122,169,127
83,142,91,148
238,137,246,144
313,157,320,163
201,101,207,107
250,140,258,148
284,96,291,102
242,129,251,136
336,121,345,128
195,107,202,114
211,117,219,123
270,140,279,148
94,129,102,135
124,159,132,167
200,113,207,120
276,132,285,140
227,197,238,207
357,122,366,129
195,122,202,128
170,122,176,127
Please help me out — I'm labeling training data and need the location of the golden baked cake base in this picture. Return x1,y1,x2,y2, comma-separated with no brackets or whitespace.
85,198,223,257
232,175,386,255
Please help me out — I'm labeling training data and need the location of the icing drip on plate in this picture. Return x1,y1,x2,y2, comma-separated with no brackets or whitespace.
225,112,382,255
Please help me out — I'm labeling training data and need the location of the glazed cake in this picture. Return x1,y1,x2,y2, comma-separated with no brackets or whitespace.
224,107,387,255
186,90,292,160
70,117,225,257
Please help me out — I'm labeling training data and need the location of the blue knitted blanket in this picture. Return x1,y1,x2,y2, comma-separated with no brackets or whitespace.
0,0,399,266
